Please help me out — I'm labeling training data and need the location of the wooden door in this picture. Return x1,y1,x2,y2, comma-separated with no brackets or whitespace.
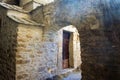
62,31,71,69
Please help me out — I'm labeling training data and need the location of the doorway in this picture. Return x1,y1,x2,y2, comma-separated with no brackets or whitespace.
62,30,71,69
57,25,81,71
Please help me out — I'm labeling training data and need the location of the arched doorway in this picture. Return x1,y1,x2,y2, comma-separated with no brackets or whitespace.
57,25,82,72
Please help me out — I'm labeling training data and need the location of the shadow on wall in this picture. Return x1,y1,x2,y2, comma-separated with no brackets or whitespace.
0,0,20,5
0,16,18,80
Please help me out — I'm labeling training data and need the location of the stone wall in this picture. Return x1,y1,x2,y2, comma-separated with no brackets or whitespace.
0,7,18,80
41,0,120,80
52,0,120,80
79,14,113,80
80,14,120,80
30,6,44,23
0,0,120,80
30,2,82,79
16,24,43,80
16,24,58,80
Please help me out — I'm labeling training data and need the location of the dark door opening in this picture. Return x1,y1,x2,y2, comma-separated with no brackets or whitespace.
62,30,71,69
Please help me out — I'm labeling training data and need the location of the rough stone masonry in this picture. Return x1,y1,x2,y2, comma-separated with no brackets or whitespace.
0,0,120,80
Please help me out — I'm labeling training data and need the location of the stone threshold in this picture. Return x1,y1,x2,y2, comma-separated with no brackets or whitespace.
58,68,75,75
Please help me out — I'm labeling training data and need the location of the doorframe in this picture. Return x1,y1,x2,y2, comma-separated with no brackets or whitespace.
57,25,81,72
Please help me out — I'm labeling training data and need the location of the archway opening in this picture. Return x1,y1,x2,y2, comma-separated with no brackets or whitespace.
57,25,82,73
